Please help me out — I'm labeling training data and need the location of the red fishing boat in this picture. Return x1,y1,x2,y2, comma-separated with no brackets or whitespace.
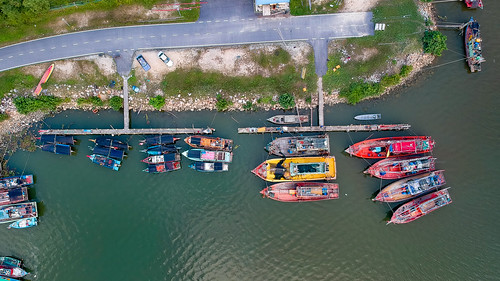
34,63,54,96
345,136,434,159
260,182,339,202
364,156,436,179
388,189,452,224
464,0,483,9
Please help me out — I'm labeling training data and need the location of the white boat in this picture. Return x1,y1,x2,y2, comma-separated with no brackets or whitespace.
354,113,381,121
267,115,309,125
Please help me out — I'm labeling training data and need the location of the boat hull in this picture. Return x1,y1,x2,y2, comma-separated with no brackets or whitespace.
181,149,232,163
345,136,434,159
141,144,180,155
0,175,34,189
143,162,181,173
389,189,452,224
8,217,38,229
184,136,233,151
87,154,121,171
0,265,28,278
465,17,484,72
365,156,436,179
252,156,336,182
266,135,330,157
267,115,309,125
0,187,29,206
465,0,483,9
261,182,339,202
354,114,381,121
139,135,179,146
141,153,180,164
0,202,37,224
189,162,229,172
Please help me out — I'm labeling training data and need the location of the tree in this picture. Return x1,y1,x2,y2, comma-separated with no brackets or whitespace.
215,94,232,111
422,30,447,56
278,93,295,110
149,95,165,110
22,0,50,18
109,96,123,111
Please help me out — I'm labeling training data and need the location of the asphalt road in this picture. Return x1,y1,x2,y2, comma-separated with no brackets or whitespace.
0,9,373,76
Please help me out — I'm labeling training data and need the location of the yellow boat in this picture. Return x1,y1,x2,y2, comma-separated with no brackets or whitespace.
252,156,336,182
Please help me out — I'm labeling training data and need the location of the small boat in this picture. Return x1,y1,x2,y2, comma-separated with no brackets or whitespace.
181,149,232,163
189,162,229,172
261,182,339,202
464,0,483,9
89,137,129,150
91,145,125,160
388,189,452,224
39,135,75,145
354,113,381,121
0,187,29,206
0,175,34,189
267,115,309,125
0,202,37,224
41,143,73,155
266,134,330,157
465,17,485,73
8,217,37,229
86,154,121,171
0,257,22,268
374,170,446,203
345,136,434,159
139,135,179,146
0,276,20,281
140,144,180,155
364,156,436,179
0,265,27,279
141,153,181,164
252,156,336,182
143,162,181,173
184,136,233,151
33,63,54,96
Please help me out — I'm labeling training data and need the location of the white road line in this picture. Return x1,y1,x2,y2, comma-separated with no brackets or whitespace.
116,49,120,52
107,51,112,53
194,33,201,36
161,35,166,38
228,31,234,34
224,20,228,22
295,27,300,30
205,33,211,35
173,34,178,36
139,36,145,39
18,53,23,56
198,21,204,23
306,26,311,29
183,33,189,36
232,20,237,22
248,18,254,21
128,37,133,39
29,51,34,54
8,56,13,58
50,47,56,49
73,43,78,46
61,45,67,47
95,40,101,42
217,32,222,35
207,21,212,23
117,37,122,40
320,37,325,40
40,49,45,52
261,29,267,32
0,59,2,61
240,19,245,21
83,41,89,44
105,39,112,41
150,35,156,38
215,20,220,23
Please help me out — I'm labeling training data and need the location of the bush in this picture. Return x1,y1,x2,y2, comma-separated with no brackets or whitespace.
422,30,447,56
215,94,232,111
149,95,165,110
109,96,123,111
400,65,413,77
242,101,257,111
76,96,103,107
0,70,36,99
340,82,383,105
278,93,295,110
0,113,8,122
380,74,401,88
13,95,63,114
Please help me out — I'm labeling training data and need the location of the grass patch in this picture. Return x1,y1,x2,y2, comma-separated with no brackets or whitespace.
290,0,341,15
77,96,103,107
13,95,63,114
149,95,165,110
0,113,9,122
109,96,123,111
0,70,37,99
252,47,291,68
215,94,233,111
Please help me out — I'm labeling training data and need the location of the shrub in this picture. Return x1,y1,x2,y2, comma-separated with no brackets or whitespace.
242,101,256,111
380,74,401,88
149,95,165,110
422,30,447,56
0,113,8,122
215,94,232,111
340,82,383,105
278,93,295,110
13,95,63,114
305,96,312,104
399,65,413,77
77,96,103,107
109,96,123,111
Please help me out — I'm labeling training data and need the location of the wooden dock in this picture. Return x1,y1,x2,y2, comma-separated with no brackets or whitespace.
238,124,410,134
122,75,130,130
39,128,215,135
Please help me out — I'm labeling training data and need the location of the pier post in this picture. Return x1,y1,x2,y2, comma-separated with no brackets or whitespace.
122,75,130,130
318,76,324,127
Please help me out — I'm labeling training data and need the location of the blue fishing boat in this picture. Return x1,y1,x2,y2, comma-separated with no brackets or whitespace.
90,137,129,150
189,162,229,172
0,265,27,279
141,144,180,155
182,149,232,163
141,153,180,164
139,135,179,146
0,276,20,281
8,217,37,229
91,145,125,160
87,154,121,171
0,257,22,268
41,143,72,155
0,202,37,224
39,134,75,145
143,162,181,173
0,175,34,189
0,187,29,206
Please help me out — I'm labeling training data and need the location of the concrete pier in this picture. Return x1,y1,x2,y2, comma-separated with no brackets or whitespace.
122,75,130,130
39,128,214,135
318,77,324,127
238,124,411,134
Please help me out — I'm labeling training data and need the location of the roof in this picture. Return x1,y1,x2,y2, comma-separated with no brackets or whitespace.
255,0,289,5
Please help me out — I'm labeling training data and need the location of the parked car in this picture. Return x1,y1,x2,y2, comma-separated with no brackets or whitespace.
158,51,174,67
136,55,151,71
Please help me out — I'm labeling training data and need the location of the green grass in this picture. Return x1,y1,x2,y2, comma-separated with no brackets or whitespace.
290,0,341,16
252,47,291,68
0,70,37,99
13,95,63,114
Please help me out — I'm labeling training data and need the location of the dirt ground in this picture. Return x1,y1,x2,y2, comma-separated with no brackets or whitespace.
340,0,380,12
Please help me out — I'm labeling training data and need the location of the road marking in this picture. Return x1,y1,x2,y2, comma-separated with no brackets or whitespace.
320,37,325,40
40,49,45,52
228,31,234,34
215,20,220,23
29,51,34,54
217,32,222,35
108,51,112,53
205,33,211,35
173,34,178,36
150,35,156,38
240,30,244,33
128,37,133,39
248,18,253,21
183,33,189,36
207,21,212,23
61,45,67,47
8,56,13,58
224,20,228,22
50,47,56,49
306,26,311,29
95,40,101,42
232,20,237,22
83,41,89,44
240,19,245,21
105,38,112,41
0,59,2,61
139,36,145,39
194,33,200,36
117,37,122,40
295,27,300,30
116,49,120,52
161,35,166,38
123,49,128,52
18,53,23,56
73,43,78,46
198,21,204,23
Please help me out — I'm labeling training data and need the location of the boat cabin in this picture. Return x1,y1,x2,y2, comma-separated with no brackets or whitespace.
290,162,326,176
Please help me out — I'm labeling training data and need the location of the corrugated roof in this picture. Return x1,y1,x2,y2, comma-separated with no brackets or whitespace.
255,0,289,5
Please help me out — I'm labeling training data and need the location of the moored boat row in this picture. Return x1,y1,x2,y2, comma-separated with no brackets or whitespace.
0,175,38,230
87,137,129,171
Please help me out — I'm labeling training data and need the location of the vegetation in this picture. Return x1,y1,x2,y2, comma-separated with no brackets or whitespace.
215,94,233,111
340,82,383,105
242,101,257,111
380,74,401,88
19,134,37,152
149,95,165,110
77,96,103,107
290,0,341,16
0,70,36,99
278,93,295,110
399,64,413,77
109,96,123,111
422,30,447,56
13,95,63,114
252,47,291,68
0,113,8,122
128,69,137,86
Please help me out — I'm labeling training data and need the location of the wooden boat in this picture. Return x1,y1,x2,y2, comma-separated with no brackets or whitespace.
465,17,485,73
261,182,339,202
374,170,446,203
0,187,28,206
0,265,28,279
89,137,129,150
252,156,336,182
139,135,179,146
182,149,232,163
267,115,309,125
140,144,180,155
189,162,229,172
0,276,20,281
141,153,180,164
39,135,75,145
364,156,436,180
464,0,483,9
354,113,381,121
184,135,233,151
86,154,121,171
91,145,125,160
33,63,54,96
388,189,452,224
143,161,181,173
0,257,21,268
0,202,37,224
0,175,34,189
345,136,434,159
8,217,37,229
266,134,330,157
41,143,73,155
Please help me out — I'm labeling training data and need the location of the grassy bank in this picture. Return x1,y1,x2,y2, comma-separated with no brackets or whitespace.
290,0,342,15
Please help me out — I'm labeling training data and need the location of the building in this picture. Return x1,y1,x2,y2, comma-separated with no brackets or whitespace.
254,0,290,16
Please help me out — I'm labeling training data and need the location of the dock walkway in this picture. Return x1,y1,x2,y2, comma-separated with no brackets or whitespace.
39,128,214,135
238,124,410,134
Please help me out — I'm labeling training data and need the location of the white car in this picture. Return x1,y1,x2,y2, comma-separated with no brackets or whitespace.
158,51,173,67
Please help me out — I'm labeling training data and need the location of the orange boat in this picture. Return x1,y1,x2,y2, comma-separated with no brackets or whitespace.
260,182,339,202
345,136,434,159
34,63,54,96
184,135,233,151
364,156,436,180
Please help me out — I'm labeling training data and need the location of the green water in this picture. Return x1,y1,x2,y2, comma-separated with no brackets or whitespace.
2,2,500,280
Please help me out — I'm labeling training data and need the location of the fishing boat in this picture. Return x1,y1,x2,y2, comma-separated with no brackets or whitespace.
374,170,446,203
464,0,483,9
0,276,20,281
143,162,181,173
8,217,37,229
345,136,434,159
0,257,22,268
140,144,180,155
86,154,121,171
39,135,75,145
184,136,233,151
41,143,73,155
252,156,336,182
0,175,34,189
181,149,232,163
267,115,309,125
0,187,28,206
91,145,125,160
388,189,452,224
465,17,485,73
0,202,37,224
141,153,180,164
189,162,229,172
89,137,129,150
260,182,339,202
139,135,179,146
33,63,54,96
354,113,381,121
266,134,330,157
364,156,436,180
0,265,28,279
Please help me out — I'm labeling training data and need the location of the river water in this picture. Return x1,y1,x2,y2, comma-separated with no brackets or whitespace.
2,2,499,280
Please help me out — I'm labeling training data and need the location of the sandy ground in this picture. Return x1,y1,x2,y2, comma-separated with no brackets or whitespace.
340,0,380,12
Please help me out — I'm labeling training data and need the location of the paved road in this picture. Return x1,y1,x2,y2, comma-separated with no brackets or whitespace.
0,11,373,76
